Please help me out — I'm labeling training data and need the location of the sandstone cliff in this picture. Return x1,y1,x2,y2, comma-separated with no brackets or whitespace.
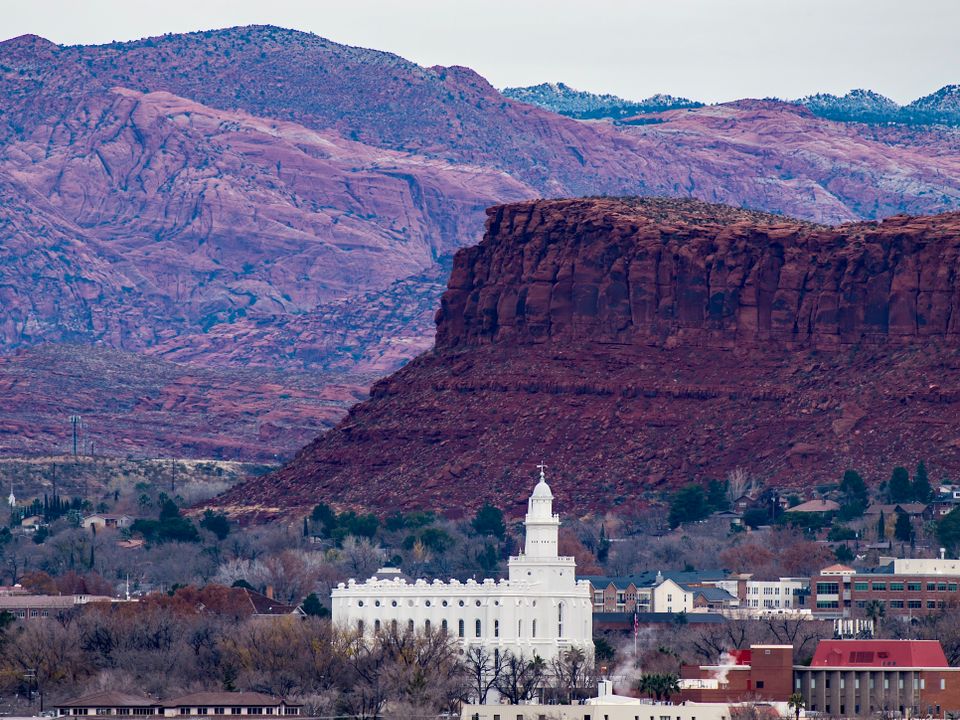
214,199,960,518
438,198,960,349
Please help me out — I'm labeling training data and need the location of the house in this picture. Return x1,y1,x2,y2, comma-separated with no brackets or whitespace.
938,484,960,502
236,587,304,617
20,515,44,531
865,503,930,520
786,499,840,514
582,569,729,614
692,586,739,611
712,509,744,528
82,513,135,531
54,690,302,717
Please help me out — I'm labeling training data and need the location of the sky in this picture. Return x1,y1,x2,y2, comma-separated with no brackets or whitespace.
3,0,957,104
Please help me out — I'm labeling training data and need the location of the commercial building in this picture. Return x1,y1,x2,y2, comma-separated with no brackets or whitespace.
0,593,122,620
55,691,301,717
332,468,593,663
794,640,960,717
715,575,809,614
810,561,960,620
679,646,795,703
464,681,753,720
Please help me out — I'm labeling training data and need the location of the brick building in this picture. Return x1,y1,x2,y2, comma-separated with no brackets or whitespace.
810,562,960,620
794,640,960,717
679,645,794,703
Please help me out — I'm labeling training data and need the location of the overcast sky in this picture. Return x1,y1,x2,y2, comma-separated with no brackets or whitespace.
3,0,957,104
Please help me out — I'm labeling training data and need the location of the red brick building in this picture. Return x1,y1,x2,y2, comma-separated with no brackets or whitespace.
810,565,960,620
794,640,960,716
679,645,794,703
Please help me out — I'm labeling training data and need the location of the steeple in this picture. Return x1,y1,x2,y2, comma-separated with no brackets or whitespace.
7,486,14,508
524,464,560,558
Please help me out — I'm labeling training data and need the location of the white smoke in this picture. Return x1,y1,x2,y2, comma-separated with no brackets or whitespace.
712,650,738,685
608,626,658,695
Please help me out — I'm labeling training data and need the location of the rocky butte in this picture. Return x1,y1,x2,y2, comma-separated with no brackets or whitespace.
215,197,960,519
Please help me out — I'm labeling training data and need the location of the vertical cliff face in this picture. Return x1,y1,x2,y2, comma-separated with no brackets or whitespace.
438,198,960,350
212,198,960,520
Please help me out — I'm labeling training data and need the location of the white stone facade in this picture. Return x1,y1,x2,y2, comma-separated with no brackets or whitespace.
331,469,593,662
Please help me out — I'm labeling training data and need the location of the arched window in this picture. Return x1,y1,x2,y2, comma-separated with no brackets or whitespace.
374,619,381,633
357,620,364,634
441,619,448,634
558,602,564,637
494,648,500,665
494,620,499,638
391,619,398,634
518,620,522,637
408,619,414,633
532,620,537,638
458,619,465,638
475,619,481,638
425,619,431,633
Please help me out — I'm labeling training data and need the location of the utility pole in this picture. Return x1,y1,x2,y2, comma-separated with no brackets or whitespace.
69,415,82,456
171,458,176,494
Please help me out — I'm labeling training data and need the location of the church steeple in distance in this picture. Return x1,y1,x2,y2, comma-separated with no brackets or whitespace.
524,463,560,558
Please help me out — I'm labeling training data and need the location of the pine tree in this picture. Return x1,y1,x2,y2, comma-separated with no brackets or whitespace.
877,510,886,540
912,461,932,503
894,511,914,543
888,467,912,503
598,524,611,563
302,516,309,538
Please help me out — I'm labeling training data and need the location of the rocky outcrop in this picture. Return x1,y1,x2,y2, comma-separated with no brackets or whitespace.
438,198,960,349
214,199,960,519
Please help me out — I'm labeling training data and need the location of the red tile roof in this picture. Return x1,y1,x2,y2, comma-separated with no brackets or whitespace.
811,640,948,668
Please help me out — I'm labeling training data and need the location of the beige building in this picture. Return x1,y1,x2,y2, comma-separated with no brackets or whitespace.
82,513,135,531
0,593,121,620
55,690,302,717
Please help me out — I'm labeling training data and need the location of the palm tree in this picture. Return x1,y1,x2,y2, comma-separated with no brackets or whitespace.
788,692,806,720
659,673,680,701
637,673,680,701
637,674,656,699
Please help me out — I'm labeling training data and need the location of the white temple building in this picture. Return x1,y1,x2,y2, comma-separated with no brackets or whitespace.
331,466,593,662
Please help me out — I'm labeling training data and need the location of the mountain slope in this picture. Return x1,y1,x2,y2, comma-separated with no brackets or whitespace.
4,27,960,460
214,198,960,518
